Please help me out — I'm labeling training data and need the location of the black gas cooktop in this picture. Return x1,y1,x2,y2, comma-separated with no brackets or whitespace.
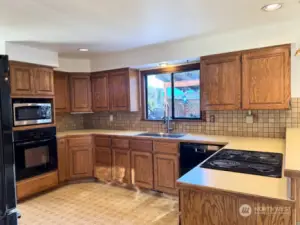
200,149,283,178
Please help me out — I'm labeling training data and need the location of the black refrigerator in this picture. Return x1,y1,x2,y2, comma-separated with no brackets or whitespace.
0,55,18,225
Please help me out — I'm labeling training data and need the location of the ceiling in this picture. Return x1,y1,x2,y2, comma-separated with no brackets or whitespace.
1,0,300,57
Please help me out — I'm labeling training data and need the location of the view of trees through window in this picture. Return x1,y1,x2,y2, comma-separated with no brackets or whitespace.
145,70,200,120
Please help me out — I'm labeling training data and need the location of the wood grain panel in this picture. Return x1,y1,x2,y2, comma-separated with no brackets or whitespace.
242,45,291,109
16,171,58,200
201,52,242,110
130,139,153,152
91,73,110,111
256,202,292,225
111,138,130,149
70,74,92,112
54,71,70,112
131,151,153,189
94,136,111,147
112,148,131,184
34,67,54,95
94,147,112,182
154,153,178,194
69,146,93,179
108,70,129,111
153,141,178,154
57,138,68,183
68,136,93,147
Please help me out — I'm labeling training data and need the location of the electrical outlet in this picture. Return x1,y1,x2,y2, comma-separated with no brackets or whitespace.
210,115,215,123
109,114,113,122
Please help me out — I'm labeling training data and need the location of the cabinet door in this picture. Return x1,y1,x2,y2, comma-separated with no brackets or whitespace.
94,147,112,182
10,63,34,96
57,138,68,183
112,149,131,184
70,74,92,112
200,53,241,110
34,67,54,96
131,151,153,189
54,71,70,112
154,153,178,194
242,45,291,109
69,146,93,179
91,73,109,111
108,70,129,111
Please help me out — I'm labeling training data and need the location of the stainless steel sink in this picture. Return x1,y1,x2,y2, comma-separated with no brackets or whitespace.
136,132,186,138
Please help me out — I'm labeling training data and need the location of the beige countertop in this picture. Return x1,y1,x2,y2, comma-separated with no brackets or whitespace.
57,129,289,201
285,128,300,177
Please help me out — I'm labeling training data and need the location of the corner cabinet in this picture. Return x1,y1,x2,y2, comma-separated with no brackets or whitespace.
242,45,291,109
70,74,92,112
200,53,241,110
10,61,54,97
200,44,291,110
91,68,140,112
54,71,70,113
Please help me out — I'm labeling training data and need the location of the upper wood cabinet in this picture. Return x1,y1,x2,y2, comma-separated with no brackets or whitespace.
200,53,241,110
108,68,139,112
34,67,54,96
70,74,92,112
91,72,109,112
10,61,54,97
200,44,291,110
242,45,291,109
54,71,70,113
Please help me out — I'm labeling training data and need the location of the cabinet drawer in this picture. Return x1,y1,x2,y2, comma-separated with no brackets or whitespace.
95,136,111,147
130,139,153,152
153,141,178,154
68,136,93,147
112,138,130,149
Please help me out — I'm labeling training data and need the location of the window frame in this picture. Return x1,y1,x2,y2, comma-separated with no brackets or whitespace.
141,63,205,121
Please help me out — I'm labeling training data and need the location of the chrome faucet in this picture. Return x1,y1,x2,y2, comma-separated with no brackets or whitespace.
163,103,173,133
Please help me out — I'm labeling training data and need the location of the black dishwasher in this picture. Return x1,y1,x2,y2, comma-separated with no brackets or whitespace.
180,142,223,176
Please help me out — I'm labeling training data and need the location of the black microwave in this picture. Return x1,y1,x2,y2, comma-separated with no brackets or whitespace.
12,99,53,127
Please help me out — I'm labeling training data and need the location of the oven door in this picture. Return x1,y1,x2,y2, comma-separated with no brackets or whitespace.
13,103,52,127
14,137,57,181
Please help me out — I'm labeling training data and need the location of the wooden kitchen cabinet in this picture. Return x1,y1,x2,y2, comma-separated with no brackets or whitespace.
200,52,242,110
108,68,139,112
68,136,93,179
91,72,110,112
54,71,70,112
131,151,153,189
70,74,92,112
57,138,68,183
112,148,131,184
34,67,54,96
10,61,54,97
154,153,179,195
242,45,291,109
10,62,35,96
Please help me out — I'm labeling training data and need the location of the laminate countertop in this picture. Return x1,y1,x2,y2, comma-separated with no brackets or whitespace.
284,128,300,178
56,129,290,201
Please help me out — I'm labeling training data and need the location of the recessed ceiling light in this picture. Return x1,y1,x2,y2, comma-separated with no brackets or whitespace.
261,3,283,12
159,62,168,68
78,48,89,52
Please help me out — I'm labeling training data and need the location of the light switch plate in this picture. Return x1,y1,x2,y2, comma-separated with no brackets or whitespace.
246,115,253,124
109,114,113,122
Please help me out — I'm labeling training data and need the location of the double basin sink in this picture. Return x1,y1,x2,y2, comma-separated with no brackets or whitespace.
135,132,186,138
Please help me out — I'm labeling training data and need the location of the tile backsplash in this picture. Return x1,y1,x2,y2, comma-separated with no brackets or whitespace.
57,98,300,139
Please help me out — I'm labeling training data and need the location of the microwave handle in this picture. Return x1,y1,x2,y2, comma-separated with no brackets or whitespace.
14,138,53,146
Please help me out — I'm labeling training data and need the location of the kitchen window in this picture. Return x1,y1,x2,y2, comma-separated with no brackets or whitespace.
142,63,201,120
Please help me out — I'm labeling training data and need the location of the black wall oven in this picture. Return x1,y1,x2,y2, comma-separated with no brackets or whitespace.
13,127,57,181
12,99,53,127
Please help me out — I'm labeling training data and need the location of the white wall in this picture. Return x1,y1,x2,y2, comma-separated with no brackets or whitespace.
55,57,91,73
90,20,300,97
0,41,5,55
5,42,59,67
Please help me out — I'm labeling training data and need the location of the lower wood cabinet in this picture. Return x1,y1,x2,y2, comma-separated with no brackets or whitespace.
57,138,69,183
154,153,179,195
94,147,112,182
68,139,93,179
112,148,131,184
131,151,153,189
